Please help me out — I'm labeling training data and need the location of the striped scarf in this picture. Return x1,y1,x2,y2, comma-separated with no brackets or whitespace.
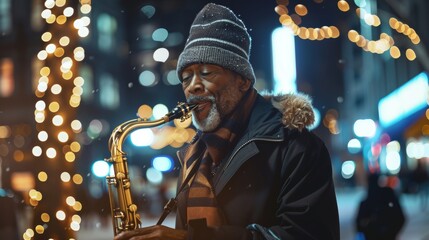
182,88,257,227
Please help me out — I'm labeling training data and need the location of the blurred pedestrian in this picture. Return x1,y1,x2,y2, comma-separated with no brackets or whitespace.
356,173,405,240
411,158,429,210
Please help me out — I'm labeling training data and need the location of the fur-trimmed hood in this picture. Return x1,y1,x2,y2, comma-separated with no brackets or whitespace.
261,92,315,131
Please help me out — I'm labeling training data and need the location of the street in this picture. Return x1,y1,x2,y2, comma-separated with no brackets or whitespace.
77,188,429,240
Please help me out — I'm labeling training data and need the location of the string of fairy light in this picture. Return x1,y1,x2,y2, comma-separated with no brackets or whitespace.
274,0,421,60
25,0,91,239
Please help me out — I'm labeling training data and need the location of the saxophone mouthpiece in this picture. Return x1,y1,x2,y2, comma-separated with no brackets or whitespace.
166,102,198,121
187,103,198,111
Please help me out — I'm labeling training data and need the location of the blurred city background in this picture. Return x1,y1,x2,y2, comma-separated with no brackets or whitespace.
0,0,428,239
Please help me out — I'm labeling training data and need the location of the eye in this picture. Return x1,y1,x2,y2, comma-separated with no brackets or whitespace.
181,73,192,83
201,71,212,77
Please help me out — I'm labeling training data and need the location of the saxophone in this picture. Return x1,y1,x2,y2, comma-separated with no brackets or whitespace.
105,102,197,236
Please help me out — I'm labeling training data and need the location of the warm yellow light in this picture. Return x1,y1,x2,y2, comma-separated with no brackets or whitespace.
406,48,416,61
41,32,52,42
73,86,83,96
40,67,50,76
41,213,50,222
72,201,82,211
37,50,48,60
274,5,288,16
66,196,76,206
56,0,66,7
347,30,359,42
137,105,153,119
51,84,62,95
70,141,81,152
373,15,381,27
62,71,74,80
81,16,91,26
411,35,421,44
69,95,81,107
35,225,45,234
56,15,67,25
46,14,56,24
389,18,398,28
59,36,70,46
35,191,42,201
25,229,35,238
35,100,46,110
52,115,64,126
54,47,65,57
41,9,52,19
64,7,74,17
44,0,55,9
60,172,71,182
56,210,66,221
337,0,350,12
73,47,85,61
37,83,48,93
32,146,43,157
49,101,60,112
58,131,69,142
70,221,80,231
73,77,84,87
46,43,56,54
294,4,308,16
13,150,25,161
72,214,82,223
71,120,82,132
72,174,83,184
390,46,401,59
78,27,90,37
46,147,57,159
38,131,48,142
61,57,73,69
29,189,38,199
330,26,340,38
65,151,75,162
38,171,48,182
80,4,92,14
35,112,45,123
39,76,49,83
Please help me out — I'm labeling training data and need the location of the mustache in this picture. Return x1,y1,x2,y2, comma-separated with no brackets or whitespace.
187,95,215,104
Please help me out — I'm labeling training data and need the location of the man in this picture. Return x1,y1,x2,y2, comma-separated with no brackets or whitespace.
115,3,340,240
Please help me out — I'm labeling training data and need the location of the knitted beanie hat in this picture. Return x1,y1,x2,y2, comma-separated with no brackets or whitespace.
177,3,256,85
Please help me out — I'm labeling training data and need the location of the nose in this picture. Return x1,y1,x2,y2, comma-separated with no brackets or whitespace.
186,74,204,95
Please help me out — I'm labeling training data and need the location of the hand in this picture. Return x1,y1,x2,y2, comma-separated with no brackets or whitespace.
114,225,188,240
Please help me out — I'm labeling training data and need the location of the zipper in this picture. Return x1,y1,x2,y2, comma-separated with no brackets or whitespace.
214,136,283,188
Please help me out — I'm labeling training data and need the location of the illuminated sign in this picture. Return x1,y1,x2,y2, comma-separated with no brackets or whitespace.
378,72,428,128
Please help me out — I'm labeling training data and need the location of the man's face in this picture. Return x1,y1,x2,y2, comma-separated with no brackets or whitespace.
181,64,250,132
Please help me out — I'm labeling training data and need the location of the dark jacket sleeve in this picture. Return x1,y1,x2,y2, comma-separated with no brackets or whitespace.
267,129,340,239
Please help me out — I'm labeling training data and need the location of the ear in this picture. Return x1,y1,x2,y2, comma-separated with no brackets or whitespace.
237,76,251,92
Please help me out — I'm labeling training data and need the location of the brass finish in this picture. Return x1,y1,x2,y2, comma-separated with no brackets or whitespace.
105,102,196,236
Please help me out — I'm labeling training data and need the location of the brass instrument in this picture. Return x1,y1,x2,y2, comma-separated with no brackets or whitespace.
105,102,197,236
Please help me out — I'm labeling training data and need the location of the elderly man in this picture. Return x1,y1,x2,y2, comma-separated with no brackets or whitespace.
115,3,340,240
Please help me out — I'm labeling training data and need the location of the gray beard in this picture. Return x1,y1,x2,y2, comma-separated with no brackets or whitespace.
189,95,221,132
188,86,243,132
192,105,221,132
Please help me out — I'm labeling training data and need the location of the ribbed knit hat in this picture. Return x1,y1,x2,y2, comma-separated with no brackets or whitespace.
177,3,256,85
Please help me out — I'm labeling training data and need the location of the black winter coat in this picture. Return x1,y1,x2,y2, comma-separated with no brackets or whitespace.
176,93,340,240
